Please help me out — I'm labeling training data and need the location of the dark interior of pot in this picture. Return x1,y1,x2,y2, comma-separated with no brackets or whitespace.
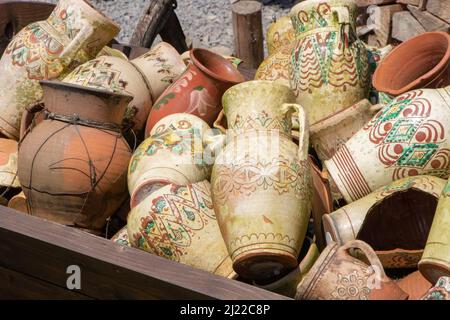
356,189,438,251
380,33,449,91
192,49,245,83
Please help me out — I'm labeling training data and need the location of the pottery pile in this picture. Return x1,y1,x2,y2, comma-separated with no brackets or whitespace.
0,0,448,300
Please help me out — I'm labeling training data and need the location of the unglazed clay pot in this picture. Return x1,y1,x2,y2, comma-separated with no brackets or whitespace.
0,138,20,188
419,177,450,284
128,113,213,208
18,81,132,232
289,0,370,126
323,176,446,269
295,240,409,300
8,191,28,214
111,225,131,247
325,87,450,203
127,180,236,279
211,81,312,280
0,0,120,140
396,271,432,300
266,16,296,56
145,48,245,136
255,44,293,87
373,32,450,97
421,276,450,300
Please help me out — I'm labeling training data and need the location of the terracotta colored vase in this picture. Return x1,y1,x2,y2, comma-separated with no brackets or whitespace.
325,87,450,203
127,180,236,279
111,225,131,247
144,48,245,137
18,81,132,232
419,177,450,284
255,44,293,87
322,176,446,269
396,271,432,300
295,240,409,300
373,32,450,97
266,16,296,56
0,138,20,189
0,0,120,140
289,0,370,126
211,81,312,280
127,113,214,208
421,276,450,300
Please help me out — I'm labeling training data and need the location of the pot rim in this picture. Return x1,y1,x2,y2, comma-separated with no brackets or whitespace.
290,0,356,16
373,31,450,96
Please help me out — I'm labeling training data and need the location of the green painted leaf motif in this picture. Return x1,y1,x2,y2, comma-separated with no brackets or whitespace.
193,85,205,91
153,92,176,110
161,247,173,257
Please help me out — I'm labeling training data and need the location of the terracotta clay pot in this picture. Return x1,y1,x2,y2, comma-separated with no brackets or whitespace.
373,32,450,97
295,240,409,300
266,16,296,56
323,175,446,269
145,48,245,137
127,180,236,279
396,271,432,300
325,87,450,203
419,177,450,284
18,81,132,232
111,225,131,247
0,0,120,140
0,138,20,189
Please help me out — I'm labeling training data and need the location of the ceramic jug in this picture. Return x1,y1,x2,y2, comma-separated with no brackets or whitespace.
18,81,132,233
255,44,293,87
289,0,370,126
419,177,450,284
63,42,186,133
266,16,296,56
421,276,450,300
0,0,120,140
111,225,130,247
211,81,312,281
127,180,236,279
145,48,245,137
322,175,446,269
8,191,28,214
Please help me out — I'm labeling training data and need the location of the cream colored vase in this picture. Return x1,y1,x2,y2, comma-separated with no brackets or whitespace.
266,16,296,56
211,81,312,281
419,177,450,284
127,180,236,279
289,0,370,126
0,138,20,188
63,42,186,133
325,87,450,203
0,0,120,140
323,176,446,268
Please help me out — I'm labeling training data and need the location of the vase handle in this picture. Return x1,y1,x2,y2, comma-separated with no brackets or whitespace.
281,103,309,161
60,23,95,60
341,240,387,279
203,132,226,164
213,110,227,134
332,6,355,45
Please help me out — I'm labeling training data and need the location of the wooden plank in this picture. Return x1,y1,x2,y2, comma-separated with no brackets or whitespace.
0,265,92,300
426,0,450,24
367,4,404,47
408,4,450,32
159,9,189,53
418,0,427,10
392,11,426,42
0,206,288,300
397,0,419,5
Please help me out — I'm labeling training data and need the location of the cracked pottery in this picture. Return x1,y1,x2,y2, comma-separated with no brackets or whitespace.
211,81,312,280
127,180,236,279
0,0,120,140
145,48,245,137
296,240,409,300
419,177,450,284
18,81,132,233
322,175,446,269
325,86,450,203
289,0,370,126
63,42,186,133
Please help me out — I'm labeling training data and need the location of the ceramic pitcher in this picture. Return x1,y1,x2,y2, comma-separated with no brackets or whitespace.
127,180,236,279
322,175,446,269
0,0,120,140
325,87,450,203
18,81,132,233
419,177,450,284
289,0,370,126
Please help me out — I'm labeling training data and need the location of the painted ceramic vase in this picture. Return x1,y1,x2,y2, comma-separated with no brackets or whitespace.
325,87,450,203
127,180,236,279
421,276,450,300
419,177,450,284
255,44,293,87
322,176,446,269
0,0,120,140
289,0,370,126
18,81,132,232
266,16,296,56
111,225,131,247
373,32,450,97
0,138,20,189
128,113,213,208
145,48,245,137
211,81,312,280
296,240,409,300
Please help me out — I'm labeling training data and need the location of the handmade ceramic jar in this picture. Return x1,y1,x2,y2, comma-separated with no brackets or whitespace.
296,240,409,300
0,0,120,140
8,191,28,214
128,113,213,208
145,48,245,136
421,276,450,300
373,32,450,97
255,44,293,87
18,81,132,232
111,226,131,247
325,87,450,203
127,180,236,279
266,16,295,56
323,176,446,269
396,271,432,300
289,0,370,126
419,177,450,284
0,139,20,189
